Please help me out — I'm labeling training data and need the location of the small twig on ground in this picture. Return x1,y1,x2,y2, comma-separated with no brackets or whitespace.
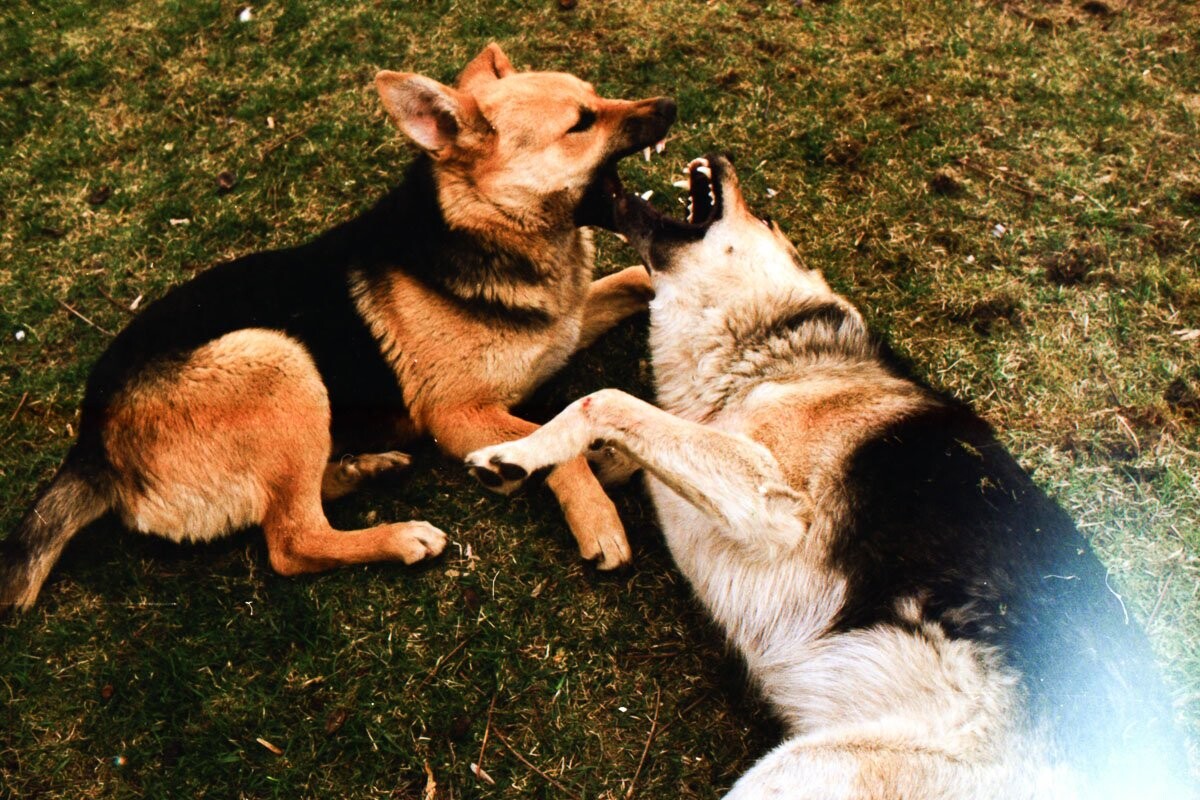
422,760,437,800
8,392,28,424
1147,572,1175,626
95,287,136,315
475,692,497,771
1104,568,1130,626
625,683,662,800
654,690,713,739
1063,184,1109,212
260,129,308,160
492,728,581,799
957,157,1046,199
57,298,114,336
417,634,472,690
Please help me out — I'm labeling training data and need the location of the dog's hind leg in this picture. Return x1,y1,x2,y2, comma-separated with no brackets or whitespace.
425,403,631,569
262,472,445,576
575,266,654,350
105,329,445,574
465,389,811,552
321,451,413,501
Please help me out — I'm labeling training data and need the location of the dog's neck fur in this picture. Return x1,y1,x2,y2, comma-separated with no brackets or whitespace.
356,156,593,325
649,282,876,422
436,159,583,249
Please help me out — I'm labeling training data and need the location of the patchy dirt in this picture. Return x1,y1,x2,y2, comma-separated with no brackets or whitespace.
1041,242,1106,285
949,293,1025,335
1164,375,1200,421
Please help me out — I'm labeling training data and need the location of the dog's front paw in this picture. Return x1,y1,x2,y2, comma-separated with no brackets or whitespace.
565,494,632,570
391,521,448,564
464,447,537,495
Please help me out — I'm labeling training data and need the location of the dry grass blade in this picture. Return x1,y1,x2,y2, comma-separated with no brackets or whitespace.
624,683,662,800
55,298,114,337
492,728,582,799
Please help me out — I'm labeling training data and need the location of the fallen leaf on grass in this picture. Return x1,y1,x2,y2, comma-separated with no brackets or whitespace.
324,708,349,735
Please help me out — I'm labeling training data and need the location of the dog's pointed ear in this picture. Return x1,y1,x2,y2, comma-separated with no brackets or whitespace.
375,71,481,157
457,43,516,92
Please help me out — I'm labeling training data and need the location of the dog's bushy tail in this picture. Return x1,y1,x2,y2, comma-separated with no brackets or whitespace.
1,464,110,613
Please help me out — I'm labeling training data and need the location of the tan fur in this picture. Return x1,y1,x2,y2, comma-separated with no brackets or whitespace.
101,329,447,573
347,46,675,568
738,373,931,539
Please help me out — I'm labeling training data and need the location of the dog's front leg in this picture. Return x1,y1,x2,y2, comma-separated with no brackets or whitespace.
575,266,654,351
466,390,811,555
424,404,631,569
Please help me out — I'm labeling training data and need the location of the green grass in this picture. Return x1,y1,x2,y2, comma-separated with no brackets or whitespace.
2,0,1199,796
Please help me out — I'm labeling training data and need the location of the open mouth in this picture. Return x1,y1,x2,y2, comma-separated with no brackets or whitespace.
575,155,637,229
575,138,669,229
612,155,725,240
680,157,723,227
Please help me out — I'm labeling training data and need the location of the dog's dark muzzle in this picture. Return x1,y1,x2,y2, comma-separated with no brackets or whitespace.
617,97,677,156
574,97,677,229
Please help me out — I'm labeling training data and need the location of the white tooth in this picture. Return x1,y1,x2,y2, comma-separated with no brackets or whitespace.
687,198,694,223
672,179,689,189
708,189,716,206
696,165,712,178
643,147,652,162
613,233,628,242
687,157,709,171
640,190,654,201
655,139,666,153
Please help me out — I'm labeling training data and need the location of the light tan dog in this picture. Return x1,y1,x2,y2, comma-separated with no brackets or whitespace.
1,44,675,611
466,155,1191,798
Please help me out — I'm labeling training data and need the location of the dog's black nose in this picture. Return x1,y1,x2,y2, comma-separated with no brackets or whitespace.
654,97,678,124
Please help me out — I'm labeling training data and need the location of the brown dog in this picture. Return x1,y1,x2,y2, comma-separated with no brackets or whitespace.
0,44,675,611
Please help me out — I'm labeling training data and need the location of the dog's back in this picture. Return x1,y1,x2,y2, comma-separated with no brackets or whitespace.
835,399,1180,776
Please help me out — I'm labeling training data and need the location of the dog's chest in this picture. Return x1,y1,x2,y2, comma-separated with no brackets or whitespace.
354,255,590,410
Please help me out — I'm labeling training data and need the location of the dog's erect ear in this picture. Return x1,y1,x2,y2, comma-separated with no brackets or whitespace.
456,43,516,92
375,71,481,157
